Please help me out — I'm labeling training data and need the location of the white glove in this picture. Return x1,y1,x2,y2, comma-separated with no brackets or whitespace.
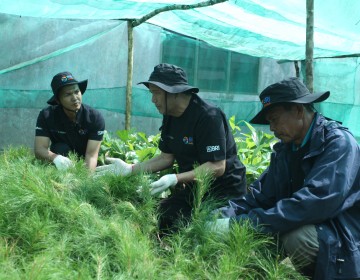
53,155,74,171
95,157,133,176
149,174,178,195
205,218,230,234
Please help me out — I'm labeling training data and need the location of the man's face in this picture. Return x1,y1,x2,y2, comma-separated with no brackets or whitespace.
149,84,168,115
265,104,304,144
57,84,82,112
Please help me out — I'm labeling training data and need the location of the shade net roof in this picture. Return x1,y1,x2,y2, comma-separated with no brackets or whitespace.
0,0,359,60
0,0,359,144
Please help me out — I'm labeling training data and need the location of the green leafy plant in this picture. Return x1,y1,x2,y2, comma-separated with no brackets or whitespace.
98,130,161,165
229,115,278,185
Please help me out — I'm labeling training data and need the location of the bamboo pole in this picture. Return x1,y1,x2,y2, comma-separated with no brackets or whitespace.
305,0,314,92
131,0,227,27
294,61,300,78
125,21,134,130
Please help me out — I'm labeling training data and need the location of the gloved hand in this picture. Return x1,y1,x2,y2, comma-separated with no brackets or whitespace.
205,218,230,234
95,157,133,176
53,155,74,171
149,174,178,195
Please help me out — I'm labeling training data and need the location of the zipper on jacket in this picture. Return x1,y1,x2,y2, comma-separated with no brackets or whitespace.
336,258,344,274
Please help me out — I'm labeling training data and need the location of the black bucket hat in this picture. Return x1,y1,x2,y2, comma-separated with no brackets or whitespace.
250,77,330,124
138,63,199,94
47,71,88,105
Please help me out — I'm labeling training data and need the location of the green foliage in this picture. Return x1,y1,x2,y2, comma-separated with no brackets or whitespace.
0,147,159,279
0,147,305,279
98,130,161,165
229,115,278,185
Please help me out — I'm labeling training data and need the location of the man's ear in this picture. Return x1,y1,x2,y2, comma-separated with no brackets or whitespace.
295,104,305,119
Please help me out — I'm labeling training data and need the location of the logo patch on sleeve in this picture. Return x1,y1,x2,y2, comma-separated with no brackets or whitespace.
206,145,220,152
183,136,193,145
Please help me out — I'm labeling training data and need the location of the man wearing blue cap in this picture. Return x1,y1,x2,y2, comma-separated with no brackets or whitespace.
34,71,105,171
207,77,360,279
96,63,247,235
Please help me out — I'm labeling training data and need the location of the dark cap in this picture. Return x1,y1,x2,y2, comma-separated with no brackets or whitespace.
138,63,199,94
47,71,88,105
250,77,330,124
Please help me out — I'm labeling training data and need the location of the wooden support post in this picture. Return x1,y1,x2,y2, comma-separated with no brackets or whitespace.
125,21,134,130
294,61,300,78
305,0,314,92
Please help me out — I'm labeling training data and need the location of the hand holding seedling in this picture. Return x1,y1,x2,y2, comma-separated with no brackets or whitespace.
53,155,74,170
150,174,177,195
95,157,133,176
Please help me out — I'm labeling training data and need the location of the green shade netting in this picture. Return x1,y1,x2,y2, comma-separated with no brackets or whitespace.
0,0,359,60
0,1,359,142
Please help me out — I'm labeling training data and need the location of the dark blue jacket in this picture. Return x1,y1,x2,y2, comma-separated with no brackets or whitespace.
228,114,360,279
